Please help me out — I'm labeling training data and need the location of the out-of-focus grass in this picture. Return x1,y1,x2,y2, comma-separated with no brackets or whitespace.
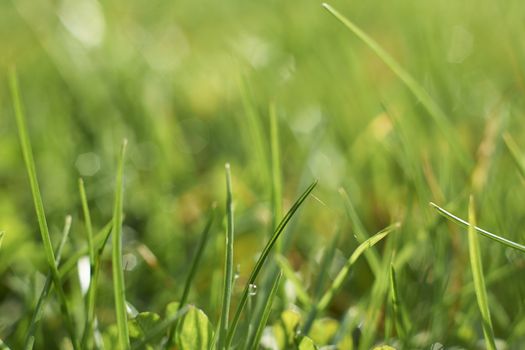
2,0,525,348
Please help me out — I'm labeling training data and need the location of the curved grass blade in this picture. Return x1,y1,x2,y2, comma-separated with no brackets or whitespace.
317,223,399,313
225,180,317,347
24,216,72,350
322,3,471,171
503,132,525,178
112,139,130,350
166,204,216,346
247,271,283,350
9,68,79,350
467,197,496,350
218,164,235,350
430,202,525,253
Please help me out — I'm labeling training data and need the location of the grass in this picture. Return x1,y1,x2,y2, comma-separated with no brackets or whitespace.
3,0,525,348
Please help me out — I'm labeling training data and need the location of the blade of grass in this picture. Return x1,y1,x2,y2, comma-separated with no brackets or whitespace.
389,264,411,341
166,204,216,347
112,139,130,350
308,222,398,334
0,232,4,251
9,68,79,350
339,188,381,276
274,254,311,306
322,3,471,171
218,163,234,350
269,102,283,238
246,271,283,350
225,181,317,347
503,132,525,178
430,202,525,253
24,216,72,350
80,178,108,349
59,220,113,278
467,196,497,350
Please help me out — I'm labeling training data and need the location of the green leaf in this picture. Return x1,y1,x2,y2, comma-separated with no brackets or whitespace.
129,312,161,339
175,305,214,350
296,335,319,350
273,309,301,348
309,318,339,346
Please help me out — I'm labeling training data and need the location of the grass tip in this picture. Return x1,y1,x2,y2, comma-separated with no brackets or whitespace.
225,162,231,170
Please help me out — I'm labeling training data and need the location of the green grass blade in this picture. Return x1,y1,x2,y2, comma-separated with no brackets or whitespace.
389,263,411,341
225,181,317,347
166,204,216,346
78,178,97,349
247,271,283,350
79,178,95,264
317,223,399,313
430,202,525,253
218,163,235,350
24,216,72,350
467,196,496,350
0,232,4,251
322,3,471,170
339,188,381,276
59,220,113,278
274,254,311,306
9,68,79,350
112,139,130,350
503,132,525,178
269,102,283,234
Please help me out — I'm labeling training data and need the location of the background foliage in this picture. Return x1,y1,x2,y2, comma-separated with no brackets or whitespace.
1,0,525,348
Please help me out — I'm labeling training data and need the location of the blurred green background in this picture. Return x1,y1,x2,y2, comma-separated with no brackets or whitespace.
2,0,525,347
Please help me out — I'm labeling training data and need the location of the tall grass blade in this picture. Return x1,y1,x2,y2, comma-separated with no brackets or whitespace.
166,204,216,346
317,223,399,313
389,264,411,342
430,202,525,253
0,232,4,251
269,103,283,235
246,271,283,350
322,3,471,170
112,139,130,350
339,188,381,276
9,68,79,350
225,181,317,347
503,132,525,178
79,178,97,349
218,164,235,350
24,216,72,350
467,197,496,350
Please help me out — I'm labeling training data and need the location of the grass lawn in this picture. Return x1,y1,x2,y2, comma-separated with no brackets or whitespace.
1,0,525,349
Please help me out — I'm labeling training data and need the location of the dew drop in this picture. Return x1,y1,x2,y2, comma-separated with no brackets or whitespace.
248,283,257,296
